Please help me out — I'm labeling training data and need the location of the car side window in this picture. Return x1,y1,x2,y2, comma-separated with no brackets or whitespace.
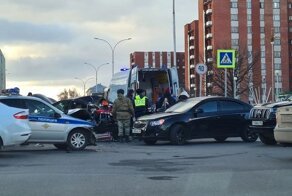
26,100,55,117
196,101,218,113
219,100,244,112
0,99,26,109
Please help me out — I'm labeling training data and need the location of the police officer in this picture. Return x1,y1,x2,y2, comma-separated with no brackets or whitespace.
112,89,135,142
134,89,149,118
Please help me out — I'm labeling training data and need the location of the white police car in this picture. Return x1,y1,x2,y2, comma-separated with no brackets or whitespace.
0,103,31,149
0,95,96,150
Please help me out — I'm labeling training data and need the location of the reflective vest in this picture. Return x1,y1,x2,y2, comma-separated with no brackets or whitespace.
134,95,146,107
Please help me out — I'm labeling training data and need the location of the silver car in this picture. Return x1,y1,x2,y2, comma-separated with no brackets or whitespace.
0,96,96,150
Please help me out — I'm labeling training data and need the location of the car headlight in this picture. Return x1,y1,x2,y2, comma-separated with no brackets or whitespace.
149,119,165,126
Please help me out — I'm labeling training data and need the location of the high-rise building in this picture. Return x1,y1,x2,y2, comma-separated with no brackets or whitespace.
185,0,292,103
0,50,5,91
130,51,185,88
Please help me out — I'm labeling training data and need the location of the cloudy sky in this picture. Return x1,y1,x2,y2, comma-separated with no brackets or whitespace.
1,0,198,99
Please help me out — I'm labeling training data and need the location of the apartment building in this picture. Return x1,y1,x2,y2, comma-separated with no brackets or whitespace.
185,0,292,103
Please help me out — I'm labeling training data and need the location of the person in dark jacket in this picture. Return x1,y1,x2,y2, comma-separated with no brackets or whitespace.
156,88,176,112
134,89,149,118
112,89,135,142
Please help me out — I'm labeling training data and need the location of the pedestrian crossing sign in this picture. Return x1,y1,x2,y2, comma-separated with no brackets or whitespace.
217,49,236,68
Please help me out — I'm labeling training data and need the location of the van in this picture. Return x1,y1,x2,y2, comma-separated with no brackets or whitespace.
108,66,179,110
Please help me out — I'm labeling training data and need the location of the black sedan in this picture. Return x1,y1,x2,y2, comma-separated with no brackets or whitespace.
132,96,258,145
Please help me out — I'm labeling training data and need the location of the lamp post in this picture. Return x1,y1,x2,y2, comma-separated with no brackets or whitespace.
74,77,94,96
271,40,275,102
172,0,177,67
94,37,132,76
84,62,109,93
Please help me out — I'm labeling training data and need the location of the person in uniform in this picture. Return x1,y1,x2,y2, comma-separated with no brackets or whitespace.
112,89,135,142
134,89,149,118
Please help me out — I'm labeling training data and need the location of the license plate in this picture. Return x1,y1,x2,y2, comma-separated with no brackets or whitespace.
132,128,141,134
252,121,263,126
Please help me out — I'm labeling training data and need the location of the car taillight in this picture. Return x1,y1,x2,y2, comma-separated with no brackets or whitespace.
13,111,28,119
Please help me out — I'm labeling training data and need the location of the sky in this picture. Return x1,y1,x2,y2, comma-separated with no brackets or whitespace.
1,0,198,100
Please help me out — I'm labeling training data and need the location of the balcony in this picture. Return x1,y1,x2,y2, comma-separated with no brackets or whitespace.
190,55,195,59
189,46,195,50
206,45,213,51
190,74,195,79
190,64,195,69
206,21,212,27
189,36,194,41
206,9,212,15
206,33,213,39
190,84,196,88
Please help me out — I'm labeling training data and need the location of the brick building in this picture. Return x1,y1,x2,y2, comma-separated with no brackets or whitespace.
185,0,292,103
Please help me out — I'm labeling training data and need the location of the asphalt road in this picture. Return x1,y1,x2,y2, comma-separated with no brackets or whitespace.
1,139,292,196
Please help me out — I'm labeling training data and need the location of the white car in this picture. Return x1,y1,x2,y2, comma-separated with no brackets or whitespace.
0,103,31,149
0,96,97,151
274,106,292,144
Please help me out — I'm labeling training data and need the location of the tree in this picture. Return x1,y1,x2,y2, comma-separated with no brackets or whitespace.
57,88,79,100
209,47,261,101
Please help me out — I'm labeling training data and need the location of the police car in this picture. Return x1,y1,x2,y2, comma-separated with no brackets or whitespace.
0,94,96,150
0,103,31,149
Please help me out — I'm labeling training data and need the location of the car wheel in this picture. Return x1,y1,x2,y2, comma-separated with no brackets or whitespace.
214,137,228,142
259,134,277,145
144,139,157,145
67,129,88,150
54,143,68,150
241,128,258,142
170,124,186,145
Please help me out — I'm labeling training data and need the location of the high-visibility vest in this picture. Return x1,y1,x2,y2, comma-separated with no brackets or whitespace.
134,95,146,107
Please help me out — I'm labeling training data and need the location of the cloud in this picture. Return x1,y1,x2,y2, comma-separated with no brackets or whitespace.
0,19,75,43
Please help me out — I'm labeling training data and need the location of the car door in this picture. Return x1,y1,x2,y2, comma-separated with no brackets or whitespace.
25,99,66,142
217,100,247,137
190,100,219,138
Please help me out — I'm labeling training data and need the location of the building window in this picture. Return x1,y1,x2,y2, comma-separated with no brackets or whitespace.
273,15,280,21
274,27,280,33
231,27,238,33
247,26,252,33
247,2,252,9
274,51,281,58
260,27,265,33
261,51,265,57
247,39,252,45
274,63,281,70
231,39,239,46
289,16,292,21
289,27,292,32
261,38,265,45
289,3,292,8
230,2,238,8
231,14,238,21
260,2,264,9
274,39,280,45
247,14,252,21
260,14,264,21
273,3,280,9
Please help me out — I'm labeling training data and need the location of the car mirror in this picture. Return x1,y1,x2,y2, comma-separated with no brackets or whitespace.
54,113,62,118
194,108,203,114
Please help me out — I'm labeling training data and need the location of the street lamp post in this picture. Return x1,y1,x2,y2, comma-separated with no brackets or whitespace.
84,62,109,93
94,37,132,76
271,40,275,102
74,77,94,96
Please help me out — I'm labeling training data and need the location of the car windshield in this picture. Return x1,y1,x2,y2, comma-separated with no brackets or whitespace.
165,98,202,113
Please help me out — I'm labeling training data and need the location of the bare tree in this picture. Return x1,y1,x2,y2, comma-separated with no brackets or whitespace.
210,47,261,99
57,88,79,100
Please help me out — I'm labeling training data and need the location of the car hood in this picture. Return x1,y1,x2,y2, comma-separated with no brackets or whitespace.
138,112,180,121
260,101,292,108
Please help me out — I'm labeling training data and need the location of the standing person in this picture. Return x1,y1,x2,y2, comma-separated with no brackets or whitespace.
134,89,149,118
126,89,135,136
156,88,176,112
112,89,135,142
